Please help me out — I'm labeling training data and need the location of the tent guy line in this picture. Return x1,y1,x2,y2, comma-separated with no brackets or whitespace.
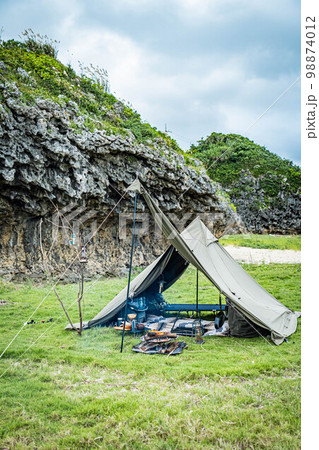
0,276,103,379
0,189,128,360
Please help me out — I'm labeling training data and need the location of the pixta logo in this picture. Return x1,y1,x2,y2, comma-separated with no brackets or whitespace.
117,211,235,240
51,203,97,245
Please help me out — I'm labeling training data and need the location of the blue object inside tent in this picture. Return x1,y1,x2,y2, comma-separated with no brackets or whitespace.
120,248,189,320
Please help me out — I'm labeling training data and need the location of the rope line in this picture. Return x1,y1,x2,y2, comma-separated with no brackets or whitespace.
0,190,127,360
0,276,102,379
228,301,300,376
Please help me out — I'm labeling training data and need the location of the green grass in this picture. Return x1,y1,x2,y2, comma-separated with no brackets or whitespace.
219,234,301,251
0,264,301,449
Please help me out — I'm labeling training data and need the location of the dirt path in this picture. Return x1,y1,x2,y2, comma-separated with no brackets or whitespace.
224,245,301,264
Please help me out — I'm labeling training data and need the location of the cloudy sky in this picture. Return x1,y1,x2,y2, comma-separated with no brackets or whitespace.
0,0,301,163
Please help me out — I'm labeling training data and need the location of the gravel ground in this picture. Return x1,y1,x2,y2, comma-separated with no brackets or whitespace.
224,246,301,264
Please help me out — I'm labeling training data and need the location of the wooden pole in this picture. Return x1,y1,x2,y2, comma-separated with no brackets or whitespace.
120,192,138,353
39,219,77,332
77,262,84,336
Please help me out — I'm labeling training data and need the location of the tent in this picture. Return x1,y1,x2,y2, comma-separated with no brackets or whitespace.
72,180,300,345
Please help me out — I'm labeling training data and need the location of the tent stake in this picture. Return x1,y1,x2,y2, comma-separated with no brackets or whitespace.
120,191,138,353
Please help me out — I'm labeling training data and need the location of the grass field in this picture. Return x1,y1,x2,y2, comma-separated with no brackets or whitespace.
0,262,301,449
219,234,301,251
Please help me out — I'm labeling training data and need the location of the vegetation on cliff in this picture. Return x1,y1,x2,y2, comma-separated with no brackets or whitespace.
0,31,180,151
190,133,301,233
190,132,301,204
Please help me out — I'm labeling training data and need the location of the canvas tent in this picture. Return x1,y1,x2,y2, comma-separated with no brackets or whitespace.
72,180,300,345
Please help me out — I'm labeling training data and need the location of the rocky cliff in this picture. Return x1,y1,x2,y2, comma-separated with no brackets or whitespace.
0,81,240,281
190,133,301,234
225,170,301,234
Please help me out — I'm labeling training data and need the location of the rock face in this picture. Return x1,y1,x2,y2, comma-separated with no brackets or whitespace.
189,132,301,235
0,82,241,280
227,171,301,234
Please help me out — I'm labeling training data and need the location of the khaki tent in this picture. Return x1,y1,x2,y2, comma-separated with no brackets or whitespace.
74,180,300,345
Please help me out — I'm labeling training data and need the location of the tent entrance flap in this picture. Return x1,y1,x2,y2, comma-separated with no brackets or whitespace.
85,247,189,328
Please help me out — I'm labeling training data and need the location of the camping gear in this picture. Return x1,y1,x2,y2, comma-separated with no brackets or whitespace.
164,303,226,317
132,340,186,355
144,331,177,340
126,297,148,323
27,318,53,325
132,333,187,355
171,320,197,336
80,246,88,263
127,313,136,332
227,304,268,338
68,180,300,345
193,319,205,344
114,322,131,331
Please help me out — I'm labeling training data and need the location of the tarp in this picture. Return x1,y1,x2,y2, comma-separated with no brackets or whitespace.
72,180,300,344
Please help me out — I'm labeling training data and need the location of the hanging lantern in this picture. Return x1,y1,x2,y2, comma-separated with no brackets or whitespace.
193,318,205,344
80,246,88,263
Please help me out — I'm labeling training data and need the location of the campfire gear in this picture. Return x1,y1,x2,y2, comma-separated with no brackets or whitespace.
114,322,131,331
132,338,187,355
171,321,196,337
144,331,177,341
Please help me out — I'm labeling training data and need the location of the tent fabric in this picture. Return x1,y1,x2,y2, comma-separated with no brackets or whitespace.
227,304,268,338
79,247,188,329
70,181,300,345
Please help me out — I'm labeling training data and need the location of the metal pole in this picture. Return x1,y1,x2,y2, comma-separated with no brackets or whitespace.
120,192,138,353
196,268,199,319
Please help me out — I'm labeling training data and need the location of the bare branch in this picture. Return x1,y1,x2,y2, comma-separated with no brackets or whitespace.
39,219,77,332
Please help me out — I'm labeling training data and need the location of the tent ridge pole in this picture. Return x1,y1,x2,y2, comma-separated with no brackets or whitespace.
120,192,138,353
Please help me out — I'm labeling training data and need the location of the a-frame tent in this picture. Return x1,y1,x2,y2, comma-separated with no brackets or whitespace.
75,180,300,345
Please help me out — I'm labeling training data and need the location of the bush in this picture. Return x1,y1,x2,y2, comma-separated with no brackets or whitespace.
190,132,301,202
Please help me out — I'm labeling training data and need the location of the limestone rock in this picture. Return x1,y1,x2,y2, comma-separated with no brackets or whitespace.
0,83,242,280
